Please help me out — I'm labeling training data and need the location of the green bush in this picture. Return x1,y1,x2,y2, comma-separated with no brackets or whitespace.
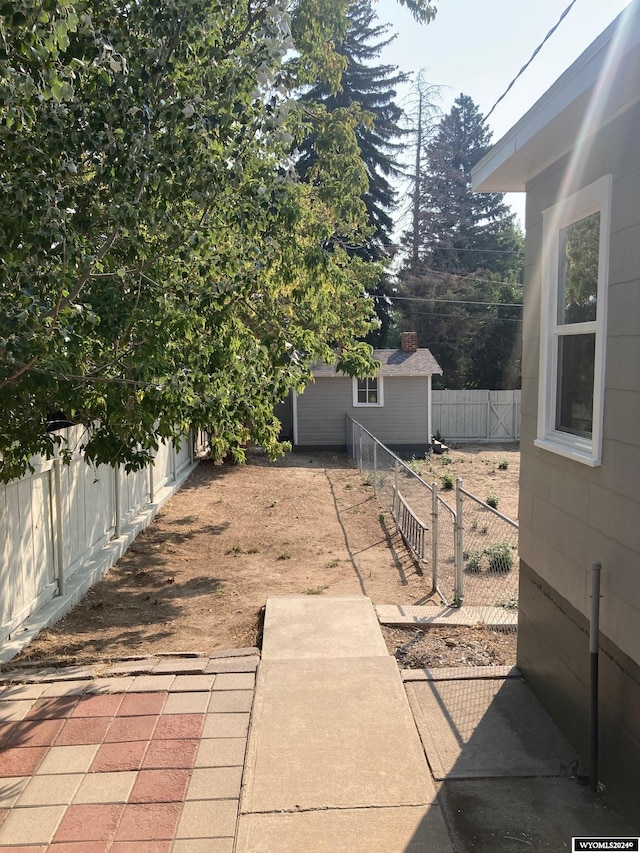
486,541,514,573
465,549,484,573
441,471,454,490
464,541,514,574
498,459,509,470
486,493,499,508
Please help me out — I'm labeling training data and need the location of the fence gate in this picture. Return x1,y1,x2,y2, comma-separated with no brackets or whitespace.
432,390,521,443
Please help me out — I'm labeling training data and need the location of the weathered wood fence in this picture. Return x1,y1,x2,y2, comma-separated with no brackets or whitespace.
0,427,203,651
432,390,521,443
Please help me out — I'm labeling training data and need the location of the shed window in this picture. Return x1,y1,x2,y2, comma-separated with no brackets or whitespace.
536,176,610,466
353,376,383,407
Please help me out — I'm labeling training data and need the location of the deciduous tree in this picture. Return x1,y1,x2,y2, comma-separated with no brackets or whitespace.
0,0,436,481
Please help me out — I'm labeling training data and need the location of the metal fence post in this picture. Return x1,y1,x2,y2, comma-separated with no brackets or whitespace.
431,482,439,592
373,442,377,494
358,430,363,472
454,477,464,605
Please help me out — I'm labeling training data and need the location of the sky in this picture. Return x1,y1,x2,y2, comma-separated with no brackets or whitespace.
374,0,633,225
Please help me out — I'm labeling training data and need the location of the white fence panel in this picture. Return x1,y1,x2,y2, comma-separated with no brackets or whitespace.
432,390,521,443
0,467,57,640
154,439,175,493
118,466,149,528
0,431,198,646
175,437,192,476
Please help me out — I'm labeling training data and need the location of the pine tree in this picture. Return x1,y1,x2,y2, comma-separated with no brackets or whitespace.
297,0,408,259
396,94,524,387
296,0,410,345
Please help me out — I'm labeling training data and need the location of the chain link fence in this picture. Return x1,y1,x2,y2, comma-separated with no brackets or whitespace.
347,417,519,615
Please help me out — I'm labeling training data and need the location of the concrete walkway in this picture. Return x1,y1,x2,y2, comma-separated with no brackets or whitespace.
1,595,637,850
237,595,453,852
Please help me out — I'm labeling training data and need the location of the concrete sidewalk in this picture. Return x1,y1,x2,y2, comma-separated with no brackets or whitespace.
0,595,637,851
237,595,452,852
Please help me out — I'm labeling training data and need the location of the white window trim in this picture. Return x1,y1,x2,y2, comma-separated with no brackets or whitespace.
535,175,611,467
352,376,384,407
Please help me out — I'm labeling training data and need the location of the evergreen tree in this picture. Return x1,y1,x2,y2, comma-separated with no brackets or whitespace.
396,94,524,387
296,0,410,345
297,0,408,258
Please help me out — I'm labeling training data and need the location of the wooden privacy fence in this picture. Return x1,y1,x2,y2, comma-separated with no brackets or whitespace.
432,389,521,443
0,427,202,647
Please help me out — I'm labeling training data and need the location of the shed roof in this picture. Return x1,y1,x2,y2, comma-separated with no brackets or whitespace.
472,1,640,193
311,348,443,378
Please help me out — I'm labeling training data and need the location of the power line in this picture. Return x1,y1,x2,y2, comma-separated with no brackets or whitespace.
393,267,524,287
483,0,580,126
398,310,522,324
380,294,523,308
377,243,523,255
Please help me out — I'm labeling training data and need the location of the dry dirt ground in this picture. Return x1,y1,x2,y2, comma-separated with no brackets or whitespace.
9,445,519,671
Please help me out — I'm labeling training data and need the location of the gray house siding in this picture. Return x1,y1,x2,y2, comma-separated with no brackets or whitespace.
517,103,640,817
296,377,353,448
295,376,430,454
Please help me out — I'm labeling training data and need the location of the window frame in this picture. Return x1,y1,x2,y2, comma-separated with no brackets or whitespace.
352,375,384,408
536,175,611,466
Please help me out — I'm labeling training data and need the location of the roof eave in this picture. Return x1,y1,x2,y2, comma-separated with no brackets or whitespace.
472,2,640,193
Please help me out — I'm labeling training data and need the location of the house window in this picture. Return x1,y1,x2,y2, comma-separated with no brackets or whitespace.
536,175,611,466
353,376,383,407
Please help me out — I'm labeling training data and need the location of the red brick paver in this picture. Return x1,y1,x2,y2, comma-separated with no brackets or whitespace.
129,768,191,803
54,803,124,843
0,653,256,849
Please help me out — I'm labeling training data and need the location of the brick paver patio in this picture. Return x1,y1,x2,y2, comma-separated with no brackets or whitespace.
0,651,258,850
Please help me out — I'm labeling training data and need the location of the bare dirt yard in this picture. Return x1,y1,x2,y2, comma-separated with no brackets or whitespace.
9,445,520,671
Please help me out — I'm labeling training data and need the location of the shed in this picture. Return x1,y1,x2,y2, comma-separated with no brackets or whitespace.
280,332,442,455
472,0,640,818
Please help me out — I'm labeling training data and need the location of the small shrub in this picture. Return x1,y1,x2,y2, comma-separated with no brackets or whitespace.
496,593,518,610
498,459,509,471
441,471,454,490
277,552,292,561
305,584,329,595
440,452,452,466
465,549,484,573
407,457,422,474
486,493,499,508
465,541,514,574
486,541,514,573
326,558,339,569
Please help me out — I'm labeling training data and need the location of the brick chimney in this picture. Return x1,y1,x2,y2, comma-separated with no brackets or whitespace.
401,331,418,353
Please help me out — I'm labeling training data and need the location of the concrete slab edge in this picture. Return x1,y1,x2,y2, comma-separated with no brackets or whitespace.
404,682,446,781
0,462,199,666
0,651,260,684
402,666,521,682
375,604,518,629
